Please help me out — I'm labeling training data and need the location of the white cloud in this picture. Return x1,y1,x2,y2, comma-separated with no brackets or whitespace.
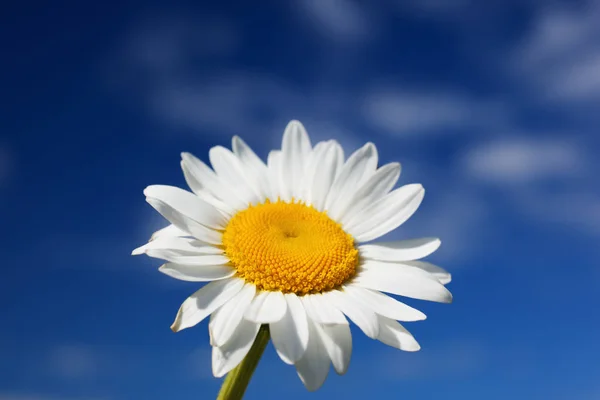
547,51,600,101
295,0,370,43
510,1,600,103
514,190,600,234
579,385,600,400
186,347,214,380
462,138,585,183
46,345,99,380
152,73,301,140
120,14,238,73
144,71,366,154
403,187,490,264
395,0,475,17
461,137,600,234
375,338,488,380
362,89,510,136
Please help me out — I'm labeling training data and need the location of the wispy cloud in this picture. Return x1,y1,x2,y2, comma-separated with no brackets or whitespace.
45,345,99,380
462,137,585,184
120,65,364,153
461,136,600,234
374,338,488,380
510,1,600,103
151,72,302,142
293,0,371,43
362,88,511,136
401,185,491,265
9,342,215,387
105,13,239,105
394,0,475,18
117,14,238,73
513,190,600,235
185,347,214,380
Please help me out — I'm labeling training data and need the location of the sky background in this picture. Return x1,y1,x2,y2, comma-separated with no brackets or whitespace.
2,0,600,399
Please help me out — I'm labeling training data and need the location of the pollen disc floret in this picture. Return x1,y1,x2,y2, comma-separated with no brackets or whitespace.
222,200,359,295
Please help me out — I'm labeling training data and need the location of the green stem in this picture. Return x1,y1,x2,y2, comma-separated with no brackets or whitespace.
216,325,270,400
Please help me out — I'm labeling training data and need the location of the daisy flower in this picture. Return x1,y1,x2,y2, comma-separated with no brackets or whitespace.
133,120,452,394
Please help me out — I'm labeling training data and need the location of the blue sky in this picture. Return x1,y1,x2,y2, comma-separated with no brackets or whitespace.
2,0,600,399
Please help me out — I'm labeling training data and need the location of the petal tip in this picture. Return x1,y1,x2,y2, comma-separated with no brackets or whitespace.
443,274,452,285
131,246,145,256
213,364,227,379
443,290,453,304
142,185,162,198
170,318,181,333
407,343,421,352
170,308,184,333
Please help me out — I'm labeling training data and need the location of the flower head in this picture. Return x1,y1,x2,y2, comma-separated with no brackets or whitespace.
133,120,452,391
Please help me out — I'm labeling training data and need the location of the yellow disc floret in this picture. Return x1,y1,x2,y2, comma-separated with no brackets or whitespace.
222,199,359,295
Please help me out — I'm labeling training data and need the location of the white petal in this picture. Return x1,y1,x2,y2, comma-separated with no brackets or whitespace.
209,146,262,204
299,141,328,202
316,323,352,375
181,152,247,211
402,261,452,285
159,263,235,282
209,284,256,347
352,260,453,303
270,293,309,364
333,143,345,176
325,143,378,219
181,157,207,195
153,253,230,266
376,316,421,352
325,290,379,339
144,185,227,230
144,187,222,244
281,120,312,201
340,162,401,225
146,198,221,244
359,238,441,262
149,224,189,241
232,136,272,200
343,285,426,322
180,160,234,216
133,236,223,257
301,294,348,325
212,319,261,378
295,318,330,392
347,184,425,243
267,150,283,201
170,278,244,332
305,141,342,211
232,136,265,171
244,291,287,323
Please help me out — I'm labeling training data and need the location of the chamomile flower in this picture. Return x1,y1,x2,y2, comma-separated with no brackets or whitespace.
133,120,452,391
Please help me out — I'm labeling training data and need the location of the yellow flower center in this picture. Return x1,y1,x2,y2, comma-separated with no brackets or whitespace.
222,200,359,295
